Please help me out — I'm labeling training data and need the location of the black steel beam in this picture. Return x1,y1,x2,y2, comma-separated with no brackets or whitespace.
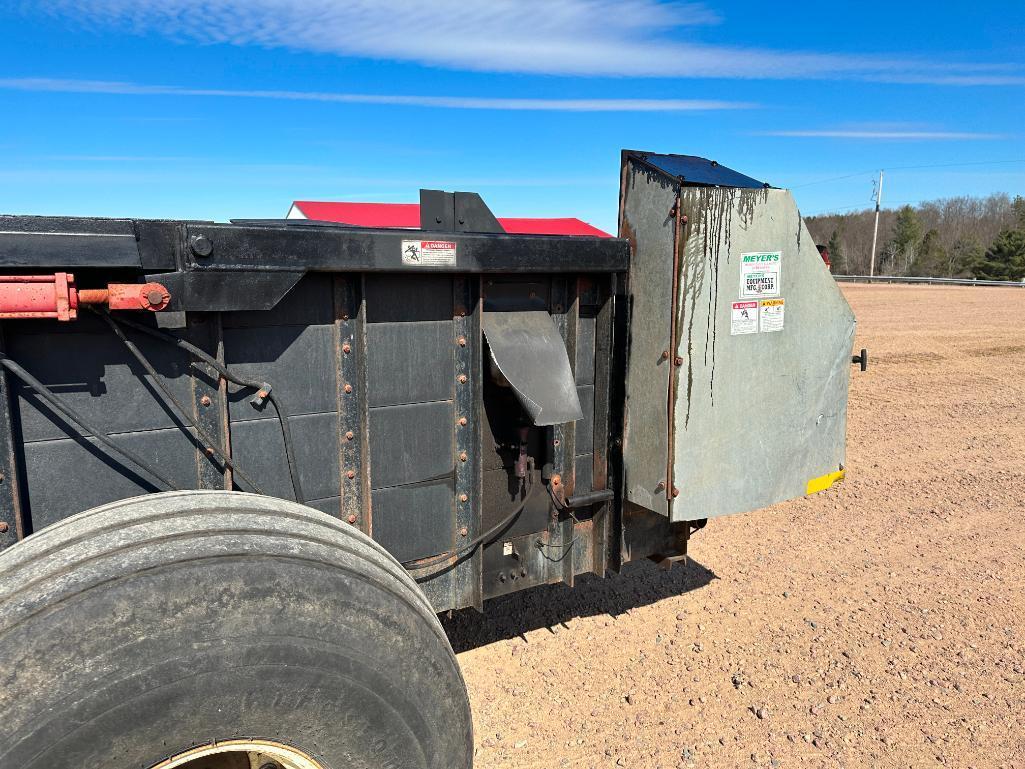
0,216,629,273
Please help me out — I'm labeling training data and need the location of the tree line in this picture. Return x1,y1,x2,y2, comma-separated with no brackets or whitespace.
805,193,1025,280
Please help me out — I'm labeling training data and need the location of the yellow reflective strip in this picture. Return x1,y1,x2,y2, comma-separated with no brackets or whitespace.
806,469,846,495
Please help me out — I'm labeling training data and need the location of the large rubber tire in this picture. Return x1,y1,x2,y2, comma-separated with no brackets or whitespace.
0,490,472,769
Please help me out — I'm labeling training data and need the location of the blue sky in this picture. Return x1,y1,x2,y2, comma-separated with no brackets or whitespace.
1,1,1022,233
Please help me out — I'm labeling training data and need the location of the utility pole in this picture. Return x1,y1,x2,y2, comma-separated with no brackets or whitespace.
869,169,884,276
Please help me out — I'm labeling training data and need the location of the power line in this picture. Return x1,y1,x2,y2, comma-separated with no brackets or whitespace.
790,157,1025,189
805,198,935,217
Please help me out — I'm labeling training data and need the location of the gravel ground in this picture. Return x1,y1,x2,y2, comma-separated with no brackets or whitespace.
445,284,1025,769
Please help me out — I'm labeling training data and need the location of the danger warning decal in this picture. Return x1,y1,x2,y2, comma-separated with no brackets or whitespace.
401,239,457,266
730,301,758,335
740,251,781,298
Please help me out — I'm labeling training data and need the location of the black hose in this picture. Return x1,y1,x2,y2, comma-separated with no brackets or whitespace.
0,355,179,492
403,483,538,580
107,314,305,503
94,310,265,495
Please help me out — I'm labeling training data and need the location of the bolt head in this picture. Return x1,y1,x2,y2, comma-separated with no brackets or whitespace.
672,487,680,498
457,374,468,384
342,343,351,354
655,480,666,491
458,416,467,426
189,234,213,257
345,431,355,441
346,470,356,479
344,384,353,394
675,356,684,366
146,290,165,307
661,350,670,360
0,522,8,534
459,527,468,537
459,493,468,502
459,452,468,462
551,474,561,487
199,395,212,407
346,514,357,524
457,336,467,347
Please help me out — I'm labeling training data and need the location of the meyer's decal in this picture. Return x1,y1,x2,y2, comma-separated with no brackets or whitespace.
401,239,457,266
740,251,781,298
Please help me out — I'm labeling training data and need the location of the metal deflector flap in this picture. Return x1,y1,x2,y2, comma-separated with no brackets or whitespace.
482,311,583,426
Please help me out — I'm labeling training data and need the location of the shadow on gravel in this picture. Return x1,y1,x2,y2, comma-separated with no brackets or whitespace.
441,557,717,653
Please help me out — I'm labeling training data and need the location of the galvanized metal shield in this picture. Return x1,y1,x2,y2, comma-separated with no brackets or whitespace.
621,153,856,522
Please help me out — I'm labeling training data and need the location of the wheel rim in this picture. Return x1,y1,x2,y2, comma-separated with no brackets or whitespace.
151,739,326,769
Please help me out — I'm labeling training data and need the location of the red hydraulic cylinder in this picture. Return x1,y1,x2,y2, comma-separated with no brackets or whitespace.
0,273,170,321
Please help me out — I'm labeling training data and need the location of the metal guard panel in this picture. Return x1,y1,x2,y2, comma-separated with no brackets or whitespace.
483,310,583,426
670,187,855,521
625,150,768,189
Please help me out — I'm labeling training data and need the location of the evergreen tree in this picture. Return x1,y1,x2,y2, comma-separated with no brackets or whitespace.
885,205,923,275
909,229,946,277
827,228,845,273
973,228,1025,281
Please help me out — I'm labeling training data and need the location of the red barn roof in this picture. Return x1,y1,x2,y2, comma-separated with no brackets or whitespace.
288,201,611,238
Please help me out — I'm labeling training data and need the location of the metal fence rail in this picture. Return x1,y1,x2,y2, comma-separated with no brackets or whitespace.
835,275,1025,288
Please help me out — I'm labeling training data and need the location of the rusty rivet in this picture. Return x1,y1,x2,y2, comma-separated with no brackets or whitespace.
345,431,355,441
343,384,353,394
204,447,215,457
457,336,467,347
682,215,689,224
551,474,561,487
258,389,269,399
346,470,356,479
199,395,212,407
459,451,468,462
455,308,466,317
347,514,357,524
458,374,468,384
459,493,469,502
660,350,670,360
342,343,351,354
655,480,666,491
341,313,349,320
459,527,468,537
675,356,684,366
553,438,560,447
146,289,166,307
672,487,680,497
0,522,8,534
458,416,468,426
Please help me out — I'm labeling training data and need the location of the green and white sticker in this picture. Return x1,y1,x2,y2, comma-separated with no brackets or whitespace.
740,251,781,299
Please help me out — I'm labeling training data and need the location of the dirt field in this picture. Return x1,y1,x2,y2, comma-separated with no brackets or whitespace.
445,284,1025,769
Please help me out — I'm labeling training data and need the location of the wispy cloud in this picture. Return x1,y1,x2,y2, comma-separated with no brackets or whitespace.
758,129,1008,140
29,0,1023,84
0,77,753,112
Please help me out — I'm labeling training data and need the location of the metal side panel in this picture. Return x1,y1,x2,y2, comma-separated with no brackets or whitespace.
670,187,856,521
620,161,676,516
